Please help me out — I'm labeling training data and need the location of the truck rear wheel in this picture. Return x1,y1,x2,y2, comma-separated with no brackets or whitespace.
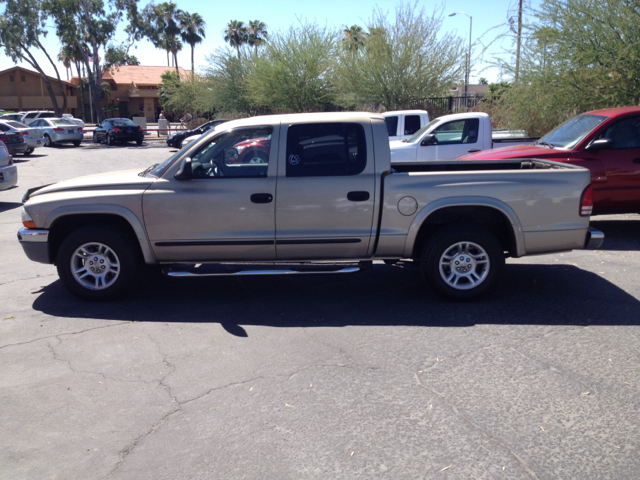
56,226,139,301
420,224,504,301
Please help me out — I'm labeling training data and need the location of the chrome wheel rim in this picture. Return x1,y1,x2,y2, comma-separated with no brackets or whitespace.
44,136,50,146
247,156,266,164
439,241,489,290
70,242,120,290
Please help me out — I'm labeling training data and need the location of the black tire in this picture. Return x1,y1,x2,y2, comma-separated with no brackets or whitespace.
136,138,143,145
24,147,34,156
56,225,140,301
93,132,100,143
106,135,114,146
177,138,183,148
419,224,505,301
72,141,81,146
44,134,52,147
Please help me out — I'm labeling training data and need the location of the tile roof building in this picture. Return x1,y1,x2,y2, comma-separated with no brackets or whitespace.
0,66,78,113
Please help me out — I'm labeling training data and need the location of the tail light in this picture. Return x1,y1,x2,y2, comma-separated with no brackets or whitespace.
580,185,593,217
112,127,122,133
21,131,29,136
9,155,14,165
77,127,83,132
0,136,8,143
138,126,143,132
53,127,64,133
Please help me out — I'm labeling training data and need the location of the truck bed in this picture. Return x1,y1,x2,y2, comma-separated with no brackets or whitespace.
391,158,582,173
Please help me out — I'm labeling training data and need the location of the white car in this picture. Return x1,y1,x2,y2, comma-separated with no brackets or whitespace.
62,114,85,127
0,112,26,123
21,111,57,124
29,118,83,147
0,141,18,191
0,120,44,155
180,133,203,148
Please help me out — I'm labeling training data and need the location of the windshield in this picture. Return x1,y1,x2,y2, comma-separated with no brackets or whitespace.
538,114,608,149
405,118,442,143
147,140,198,177
52,120,76,126
111,119,137,127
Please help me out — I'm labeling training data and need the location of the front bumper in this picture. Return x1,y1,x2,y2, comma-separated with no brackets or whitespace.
0,164,18,190
584,227,605,249
17,227,51,264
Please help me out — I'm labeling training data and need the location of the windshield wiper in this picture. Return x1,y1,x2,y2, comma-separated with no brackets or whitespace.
536,141,555,148
139,163,160,177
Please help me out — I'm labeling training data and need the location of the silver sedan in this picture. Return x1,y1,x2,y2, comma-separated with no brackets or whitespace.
28,118,83,147
0,120,44,155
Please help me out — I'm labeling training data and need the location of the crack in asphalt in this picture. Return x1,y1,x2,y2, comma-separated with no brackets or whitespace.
414,372,540,479
0,273,57,286
0,321,132,351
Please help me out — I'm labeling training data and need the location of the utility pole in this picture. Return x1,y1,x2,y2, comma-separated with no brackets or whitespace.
515,0,523,84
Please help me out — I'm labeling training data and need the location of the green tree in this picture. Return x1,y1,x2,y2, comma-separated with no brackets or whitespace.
246,22,337,112
224,20,247,59
178,11,206,74
334,3,465,110
246,20,268,56
144,1,182,73
0,0,68,115
203,48,255,115
104,44,140,69
484,0,640,136
159,70,212,118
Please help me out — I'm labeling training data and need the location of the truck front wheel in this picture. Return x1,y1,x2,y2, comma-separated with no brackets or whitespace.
56,226,139,301
420,225,504,301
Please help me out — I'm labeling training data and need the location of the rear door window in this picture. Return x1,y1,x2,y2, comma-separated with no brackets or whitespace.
285,123,367,177
384,116,398,137
432,118,480,144
404,115,421,135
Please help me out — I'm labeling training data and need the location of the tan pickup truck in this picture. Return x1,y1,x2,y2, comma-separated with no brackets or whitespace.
18,112,603,301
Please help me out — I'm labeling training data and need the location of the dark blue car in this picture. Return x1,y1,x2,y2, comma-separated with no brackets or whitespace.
92,118,144,146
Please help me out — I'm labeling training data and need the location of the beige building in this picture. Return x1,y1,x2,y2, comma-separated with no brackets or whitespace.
0,66,78,113
450,83,490,97
97,65,191,121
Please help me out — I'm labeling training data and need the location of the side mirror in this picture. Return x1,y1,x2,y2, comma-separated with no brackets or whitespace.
174,157,192,180
420,134,436,146
585,138,613,151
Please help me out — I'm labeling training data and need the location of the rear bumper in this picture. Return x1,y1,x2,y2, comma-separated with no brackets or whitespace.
17,227,51,264
51,132,83,143
113,133,144,141
584,226,605,249
7,142,27,154
0,164,18,190
25,137,44,148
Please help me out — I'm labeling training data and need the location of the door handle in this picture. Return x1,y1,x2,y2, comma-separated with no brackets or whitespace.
347,191,370,202
633,158,640,164
468,149,481,153
250,193,273,204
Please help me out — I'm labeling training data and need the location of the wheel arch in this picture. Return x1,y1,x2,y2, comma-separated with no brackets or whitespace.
45,206,156,265
404,197,525,259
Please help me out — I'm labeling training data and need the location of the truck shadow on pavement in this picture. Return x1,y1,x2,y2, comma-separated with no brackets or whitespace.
0,202,23,213
32,263,640,336
590,218,640,251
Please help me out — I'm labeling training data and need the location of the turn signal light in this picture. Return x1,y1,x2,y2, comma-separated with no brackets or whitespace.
580,185,593,217
22,220,37,229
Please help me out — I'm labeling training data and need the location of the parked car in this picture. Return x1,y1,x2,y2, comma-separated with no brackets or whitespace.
0,141,18,191
166,119,229,148
0,120,44,155
390,112,539,162
0,112,26,123
92,118,144,146
0,122,28,155
62,113,85,127
383,110,430,141
28,118,83,147
18,112,603,302
460,106,640,215
21,111,56,124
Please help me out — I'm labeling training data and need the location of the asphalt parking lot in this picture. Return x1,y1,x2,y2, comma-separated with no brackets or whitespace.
2,139,640,479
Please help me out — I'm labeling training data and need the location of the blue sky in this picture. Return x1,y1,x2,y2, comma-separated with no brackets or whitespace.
0,0,535,84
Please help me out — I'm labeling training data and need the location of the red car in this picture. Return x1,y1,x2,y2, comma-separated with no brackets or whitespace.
460,106,640,215
229,137,271,164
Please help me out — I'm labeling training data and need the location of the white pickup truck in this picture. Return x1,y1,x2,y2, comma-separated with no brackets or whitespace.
383,110,430,141
390,112,539,162
18,112,602,302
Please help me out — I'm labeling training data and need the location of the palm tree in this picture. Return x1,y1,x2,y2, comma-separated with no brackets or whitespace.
178,11,206,75
224,20,247,59
247,20,268,55
153,2,182,74
343,25,366,52
58,47,72,81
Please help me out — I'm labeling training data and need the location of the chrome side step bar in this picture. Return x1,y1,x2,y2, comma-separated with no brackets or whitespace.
163,261,370,278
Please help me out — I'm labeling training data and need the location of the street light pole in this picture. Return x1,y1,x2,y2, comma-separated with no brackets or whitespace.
448,12,472,108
